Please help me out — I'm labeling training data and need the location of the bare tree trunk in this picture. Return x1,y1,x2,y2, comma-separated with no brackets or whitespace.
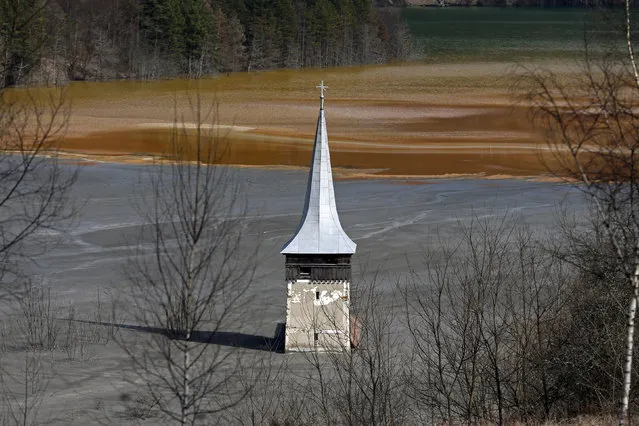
622,241,639,425
119,92,259,424
619,0,639,423
622,267,639,425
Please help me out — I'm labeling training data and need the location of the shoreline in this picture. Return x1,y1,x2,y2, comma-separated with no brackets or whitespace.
54,150,567,184
11,61,583,181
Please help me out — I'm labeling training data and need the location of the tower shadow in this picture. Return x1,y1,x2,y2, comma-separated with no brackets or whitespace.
72,319,285,353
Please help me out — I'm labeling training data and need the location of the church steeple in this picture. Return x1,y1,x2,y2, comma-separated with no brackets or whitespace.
280,81,356,255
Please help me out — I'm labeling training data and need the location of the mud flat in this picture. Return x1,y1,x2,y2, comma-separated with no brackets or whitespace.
14,61,583,179
4,162,582,424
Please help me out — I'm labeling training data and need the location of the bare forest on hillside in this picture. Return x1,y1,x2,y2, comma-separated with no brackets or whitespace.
0,0,413,87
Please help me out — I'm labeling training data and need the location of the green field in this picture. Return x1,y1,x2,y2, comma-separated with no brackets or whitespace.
403,7,626,62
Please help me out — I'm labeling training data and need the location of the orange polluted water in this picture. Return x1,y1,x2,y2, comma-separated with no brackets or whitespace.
60,127,552,177
43,62,580,178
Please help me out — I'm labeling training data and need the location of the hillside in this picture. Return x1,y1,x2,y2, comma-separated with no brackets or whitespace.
0,0,412,87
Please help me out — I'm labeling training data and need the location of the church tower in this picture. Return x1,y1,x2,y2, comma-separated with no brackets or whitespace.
281,82,356,353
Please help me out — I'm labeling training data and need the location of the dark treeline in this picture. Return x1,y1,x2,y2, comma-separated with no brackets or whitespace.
0,0,413,87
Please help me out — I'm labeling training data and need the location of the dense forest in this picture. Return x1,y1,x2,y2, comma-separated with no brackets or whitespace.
0,0,413,87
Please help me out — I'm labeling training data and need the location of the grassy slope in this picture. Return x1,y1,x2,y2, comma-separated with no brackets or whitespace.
402,7,623,62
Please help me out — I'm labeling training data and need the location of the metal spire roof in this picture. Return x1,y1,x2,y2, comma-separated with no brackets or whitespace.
281,82,357,255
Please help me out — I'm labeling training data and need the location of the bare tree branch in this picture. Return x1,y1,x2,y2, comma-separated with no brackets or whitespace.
0,87,77,295
119,92,260,425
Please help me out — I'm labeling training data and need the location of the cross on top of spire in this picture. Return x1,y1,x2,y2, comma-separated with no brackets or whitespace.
316,81,328,109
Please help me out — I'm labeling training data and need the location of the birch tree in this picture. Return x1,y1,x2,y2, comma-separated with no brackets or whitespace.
524,2,639,422
121,93,259,425
621,7,639,424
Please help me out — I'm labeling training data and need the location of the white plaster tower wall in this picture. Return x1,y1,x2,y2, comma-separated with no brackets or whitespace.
284,279,351,352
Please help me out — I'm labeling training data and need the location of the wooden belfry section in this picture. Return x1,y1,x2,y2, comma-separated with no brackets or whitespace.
281,82,356,353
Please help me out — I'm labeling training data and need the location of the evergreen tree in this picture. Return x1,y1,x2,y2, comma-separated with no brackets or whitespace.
218,10,246,72
0,0,48,87
180,0,215,76
140,0,185,67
